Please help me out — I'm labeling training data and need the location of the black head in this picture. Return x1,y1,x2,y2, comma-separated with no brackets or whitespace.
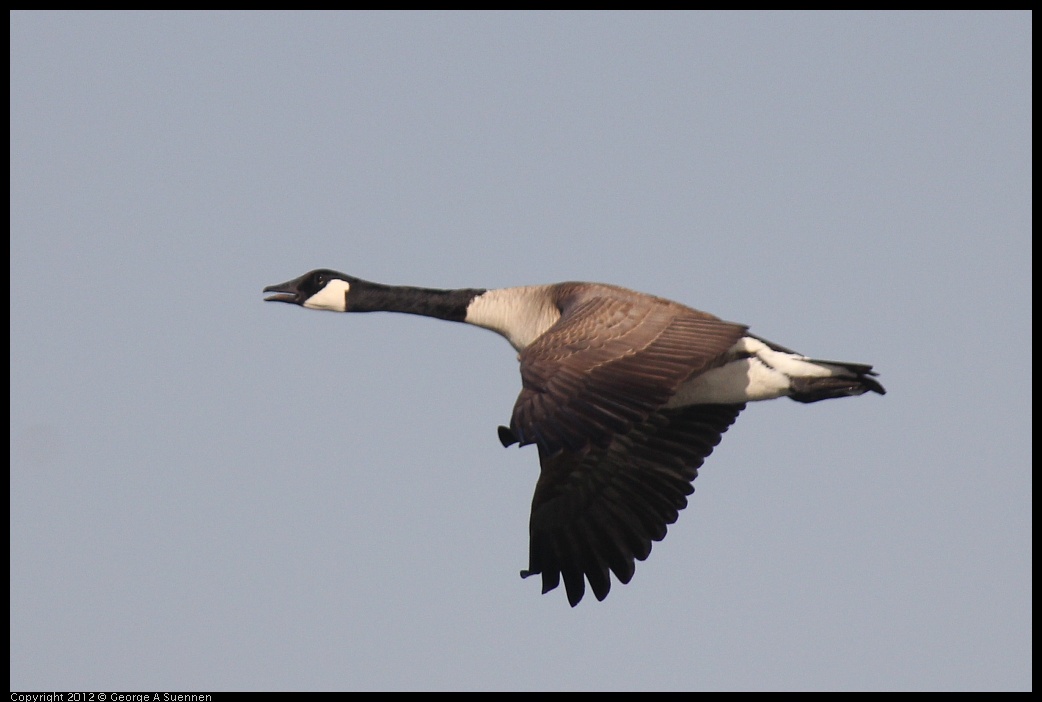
263,269,355,311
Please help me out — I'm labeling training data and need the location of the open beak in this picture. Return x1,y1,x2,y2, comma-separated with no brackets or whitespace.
263,278,303,304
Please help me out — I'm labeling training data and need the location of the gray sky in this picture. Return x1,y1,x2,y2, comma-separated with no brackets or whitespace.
10,11,1031,691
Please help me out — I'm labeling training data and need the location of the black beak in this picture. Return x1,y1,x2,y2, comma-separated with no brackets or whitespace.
263,277,304,304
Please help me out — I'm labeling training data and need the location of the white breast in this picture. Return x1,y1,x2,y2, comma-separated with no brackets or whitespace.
464,286,561,352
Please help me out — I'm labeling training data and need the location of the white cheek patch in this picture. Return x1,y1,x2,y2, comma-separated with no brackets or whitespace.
303,279,351,312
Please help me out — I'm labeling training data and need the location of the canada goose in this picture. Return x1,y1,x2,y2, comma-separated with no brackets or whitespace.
264,270,885,606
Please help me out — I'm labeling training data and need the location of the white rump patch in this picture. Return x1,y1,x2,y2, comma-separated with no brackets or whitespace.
736,337,837,379
303,279,351,312
668,336,856,406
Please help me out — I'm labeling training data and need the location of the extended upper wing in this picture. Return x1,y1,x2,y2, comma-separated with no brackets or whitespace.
506,284,747,456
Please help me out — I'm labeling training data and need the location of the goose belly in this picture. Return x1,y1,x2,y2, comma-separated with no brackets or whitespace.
667,357,792,406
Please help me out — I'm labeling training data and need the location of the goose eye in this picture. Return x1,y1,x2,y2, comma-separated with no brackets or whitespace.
316,274,327,287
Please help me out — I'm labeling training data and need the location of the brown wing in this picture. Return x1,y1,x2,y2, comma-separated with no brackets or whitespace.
522,403,745,606
507,284,747,456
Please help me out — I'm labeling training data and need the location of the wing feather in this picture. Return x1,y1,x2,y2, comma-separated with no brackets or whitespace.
524,403,745,605
509,285,746,456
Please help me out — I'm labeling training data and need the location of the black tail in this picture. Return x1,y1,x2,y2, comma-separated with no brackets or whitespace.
789,361,886,403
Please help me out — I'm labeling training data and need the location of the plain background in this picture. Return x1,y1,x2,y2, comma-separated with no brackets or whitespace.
10,11,1031,691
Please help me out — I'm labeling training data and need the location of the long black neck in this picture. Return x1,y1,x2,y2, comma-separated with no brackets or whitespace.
347,279,486,323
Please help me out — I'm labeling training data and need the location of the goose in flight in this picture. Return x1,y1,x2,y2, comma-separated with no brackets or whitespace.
264,270,885,606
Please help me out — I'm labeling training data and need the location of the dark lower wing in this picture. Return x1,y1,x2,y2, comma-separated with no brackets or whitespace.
522,403,745,606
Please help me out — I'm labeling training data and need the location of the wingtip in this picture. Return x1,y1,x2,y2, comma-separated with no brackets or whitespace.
498,425,519,448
